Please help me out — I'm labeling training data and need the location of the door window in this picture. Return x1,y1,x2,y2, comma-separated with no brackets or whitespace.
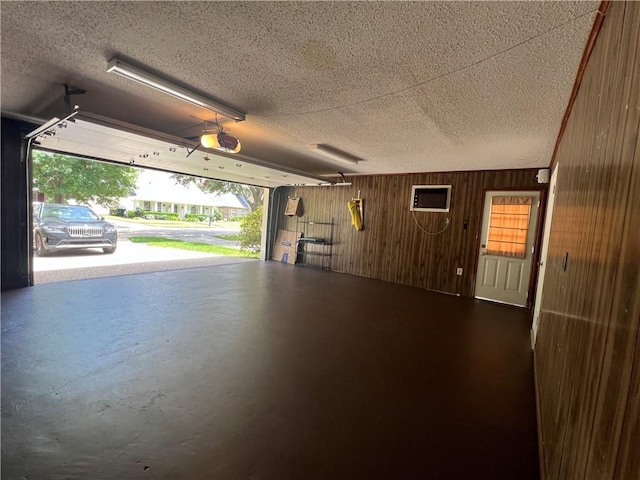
486,196,533,259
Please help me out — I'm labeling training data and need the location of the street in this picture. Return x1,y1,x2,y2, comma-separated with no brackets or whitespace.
110,218,241,247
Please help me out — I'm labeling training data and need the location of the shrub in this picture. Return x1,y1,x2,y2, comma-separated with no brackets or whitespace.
238,206,263,253
185,213,208,222
109,207,127,216
134,208,145,217
211,208,222,221
127,210,136,218
228,214,246,222
135,210,180,221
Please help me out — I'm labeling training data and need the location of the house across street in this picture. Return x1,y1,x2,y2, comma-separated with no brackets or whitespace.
105,170,250,220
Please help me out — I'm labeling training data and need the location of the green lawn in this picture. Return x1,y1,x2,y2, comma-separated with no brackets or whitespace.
129,236,258,258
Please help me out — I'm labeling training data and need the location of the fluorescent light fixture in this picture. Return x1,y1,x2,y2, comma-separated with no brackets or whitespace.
317,182,353,186
107,58,245,121
308,144,360,166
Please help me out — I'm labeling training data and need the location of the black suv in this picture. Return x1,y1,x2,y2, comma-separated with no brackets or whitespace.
33,203,118,256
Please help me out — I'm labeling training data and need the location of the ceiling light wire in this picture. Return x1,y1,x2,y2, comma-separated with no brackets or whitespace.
255,8,600,118
168,118,210,136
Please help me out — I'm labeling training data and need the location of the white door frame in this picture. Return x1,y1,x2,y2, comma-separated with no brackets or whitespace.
531,166,558,346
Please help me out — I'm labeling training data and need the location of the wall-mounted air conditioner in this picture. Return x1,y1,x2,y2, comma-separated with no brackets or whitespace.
410,185,452,212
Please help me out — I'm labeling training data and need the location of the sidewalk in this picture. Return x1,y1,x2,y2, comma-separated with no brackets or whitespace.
106,216,241,232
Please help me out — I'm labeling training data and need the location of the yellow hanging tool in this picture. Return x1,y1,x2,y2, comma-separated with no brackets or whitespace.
348,198,363,231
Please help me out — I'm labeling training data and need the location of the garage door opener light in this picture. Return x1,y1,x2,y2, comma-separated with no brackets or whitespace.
200,116,241,154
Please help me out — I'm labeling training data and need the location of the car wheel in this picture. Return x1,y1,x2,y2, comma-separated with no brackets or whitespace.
35,232,49,257
103,245,117,254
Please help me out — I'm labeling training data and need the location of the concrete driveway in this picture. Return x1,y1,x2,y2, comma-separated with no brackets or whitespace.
33,240,256,284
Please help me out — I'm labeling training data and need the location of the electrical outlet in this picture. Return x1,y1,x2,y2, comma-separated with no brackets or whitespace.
456,268,463,276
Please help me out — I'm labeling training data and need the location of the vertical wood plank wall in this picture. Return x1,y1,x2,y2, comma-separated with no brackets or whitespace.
534,2,640,480
276,169,540,298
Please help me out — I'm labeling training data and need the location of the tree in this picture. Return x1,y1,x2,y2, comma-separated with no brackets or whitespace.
238,206,263,253
32,151,139,207
171,174,264,212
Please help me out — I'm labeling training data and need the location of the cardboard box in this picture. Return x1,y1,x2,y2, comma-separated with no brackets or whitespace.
271,229,302,265
284,197,301,216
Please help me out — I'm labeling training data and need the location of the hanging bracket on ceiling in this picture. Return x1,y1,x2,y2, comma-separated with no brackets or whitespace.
64,84,86,115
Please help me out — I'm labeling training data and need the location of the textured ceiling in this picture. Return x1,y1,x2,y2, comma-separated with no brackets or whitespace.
1,1,598,177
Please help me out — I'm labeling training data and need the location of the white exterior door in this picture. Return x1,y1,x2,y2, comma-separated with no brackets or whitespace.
474,190,541,307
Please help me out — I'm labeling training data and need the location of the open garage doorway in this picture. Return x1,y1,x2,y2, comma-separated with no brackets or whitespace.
31,150,265,284
26,111,328,285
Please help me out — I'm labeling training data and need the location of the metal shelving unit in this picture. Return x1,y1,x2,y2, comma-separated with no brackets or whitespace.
295,217,334,270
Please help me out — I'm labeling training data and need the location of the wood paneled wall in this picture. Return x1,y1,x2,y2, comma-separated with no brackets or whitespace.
276,169,540,297
534,2,640,479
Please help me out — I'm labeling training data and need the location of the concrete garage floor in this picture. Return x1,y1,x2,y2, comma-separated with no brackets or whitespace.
1,262,539,479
